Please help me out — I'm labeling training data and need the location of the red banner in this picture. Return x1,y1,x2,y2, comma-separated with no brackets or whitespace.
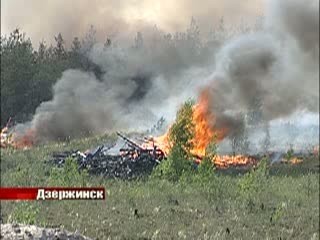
0,187,105,200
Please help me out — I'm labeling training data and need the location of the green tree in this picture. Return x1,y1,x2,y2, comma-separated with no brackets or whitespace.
153,100,195,181
168,99,195,158
238,157,269,209
48,157,89,187
1,29,36,125
53,33,66,59
1,28,105,127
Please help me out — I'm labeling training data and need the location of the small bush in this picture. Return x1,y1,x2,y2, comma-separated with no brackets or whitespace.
168,99,195,159
270,202,287,224
48,157,89,187
186,139,220,202
201,139,218,170
152,144,195,181
152,100,195,181
238,157,269,208
285,145,294,161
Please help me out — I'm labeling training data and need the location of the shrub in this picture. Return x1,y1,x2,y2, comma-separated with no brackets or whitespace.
48,157,89,187
152,100,195,181
270,202,287,224
153,145,195,181
285,145,294,161
238,157,269,209
168,99,195,159
191,140,220,202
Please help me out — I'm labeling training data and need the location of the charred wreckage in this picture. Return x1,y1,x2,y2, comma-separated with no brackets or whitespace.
2,117,313,180
48,132,167,180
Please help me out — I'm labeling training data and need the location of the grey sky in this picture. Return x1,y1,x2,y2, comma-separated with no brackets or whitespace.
1,0,263,44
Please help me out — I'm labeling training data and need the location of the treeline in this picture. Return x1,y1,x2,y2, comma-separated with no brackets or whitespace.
1,28,103,126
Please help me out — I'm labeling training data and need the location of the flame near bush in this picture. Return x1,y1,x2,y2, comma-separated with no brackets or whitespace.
152,91,256,169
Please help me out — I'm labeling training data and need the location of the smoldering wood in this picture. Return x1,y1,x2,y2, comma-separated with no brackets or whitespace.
48,133,165,180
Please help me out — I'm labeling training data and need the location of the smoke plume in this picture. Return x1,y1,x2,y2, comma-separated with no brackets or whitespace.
14,0,319,146
205,0,319,135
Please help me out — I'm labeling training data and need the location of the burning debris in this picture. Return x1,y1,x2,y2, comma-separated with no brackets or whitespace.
280,157,303,165
3,115,313,181
0,123,35,149
213,155,257,169
48,132,166,179
49,130,259,180
48,129,309,180
0,118,13,148
116,132,166,162
2,93,314,176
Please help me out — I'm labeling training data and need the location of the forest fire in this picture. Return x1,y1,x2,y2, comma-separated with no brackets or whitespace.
148,90,256,169
0,118,35,149
0,126,13,148
0,89,312,170
213,155,257,169
279,158,301,165
12,130,36,149
0,127,35,149
149,90,221,155
190,89,228,156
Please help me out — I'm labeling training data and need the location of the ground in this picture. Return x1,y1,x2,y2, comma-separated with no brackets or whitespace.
0,134,319,240
0,223,91,240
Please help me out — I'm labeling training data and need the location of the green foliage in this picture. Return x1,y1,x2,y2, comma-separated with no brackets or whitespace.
202,138,218,163
153,101,221,187
48,157,89,187
270,202,287,224
168,99,195,158
196,140,217,180
238,157,269,208
1,29,36,123
0,28,101,126
191,140,220,202
285,145,294,161
152,140,195,182
153,100,195,181
8,202,40,225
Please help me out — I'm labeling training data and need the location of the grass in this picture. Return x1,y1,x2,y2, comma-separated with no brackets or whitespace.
1,134,319,240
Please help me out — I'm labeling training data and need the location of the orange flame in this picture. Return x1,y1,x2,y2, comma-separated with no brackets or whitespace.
0,90,259,168
281,157,303,165
151,89,227,157
213,155,257,169
11,129,36,149
1,126,12,148
314,145,319,156
191,89,227,157
1,125,35,149
149,90,255,168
